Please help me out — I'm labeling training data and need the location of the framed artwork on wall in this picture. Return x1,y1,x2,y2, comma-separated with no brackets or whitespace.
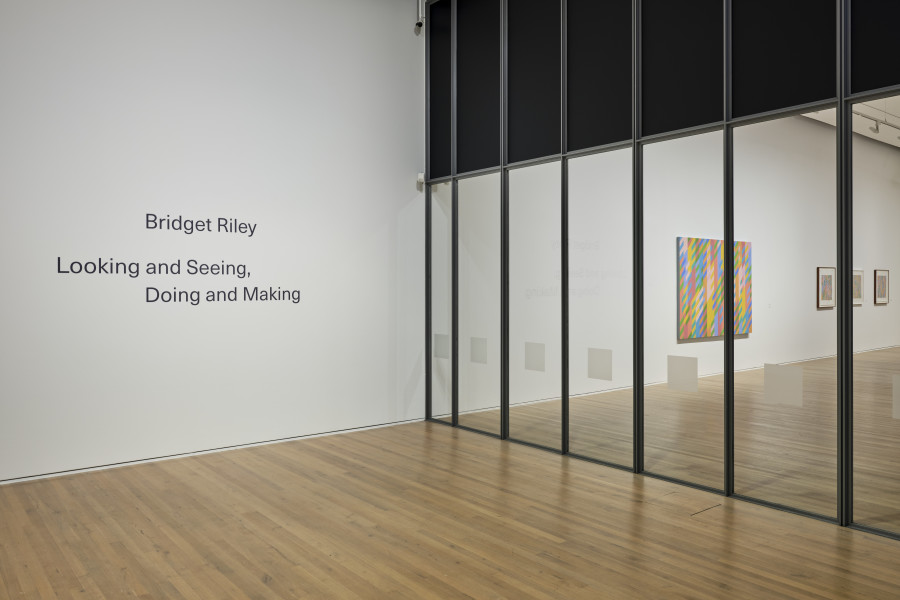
818,267,835,308
875,269,890,305
853,270,864,306
676,237,752,340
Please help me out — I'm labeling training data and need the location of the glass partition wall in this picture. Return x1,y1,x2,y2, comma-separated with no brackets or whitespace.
457,174,502,436
643,132,724,490
852,93,900,535
509,161,562,450
568,150,633,468
733,112,837,516
425,0,900,541
429,182,453,424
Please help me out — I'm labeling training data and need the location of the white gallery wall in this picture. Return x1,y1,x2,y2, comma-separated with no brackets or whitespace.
0,0,425,481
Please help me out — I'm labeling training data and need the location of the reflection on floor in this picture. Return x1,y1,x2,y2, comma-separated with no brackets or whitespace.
456,346,900,533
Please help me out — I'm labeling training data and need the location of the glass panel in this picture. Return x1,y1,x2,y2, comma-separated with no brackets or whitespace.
734,111,837,516
851,0,900,94
458,173,501,435
732,0,835,118
458,0,501,174
431,182,453,422
428,0,451,179
643,131,724,489
509,161,562,449
567,0,631,151
508,0,561,163
641,0,722,136
852,94,900,533
568,149,633,467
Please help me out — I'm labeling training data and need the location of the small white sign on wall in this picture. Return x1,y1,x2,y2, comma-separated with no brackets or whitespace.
667,355,698,393
470,337,488,364
587,348,613,381
524,342,546,372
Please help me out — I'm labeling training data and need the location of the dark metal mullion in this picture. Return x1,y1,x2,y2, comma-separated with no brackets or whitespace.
424,1,433,421
632,0,644,474
449,0,459,427
500,0,510,440
451,180,459,427
723,0,735,497
837,0,853,528
425,185,433,421
450,0,458,179
560,0,569,454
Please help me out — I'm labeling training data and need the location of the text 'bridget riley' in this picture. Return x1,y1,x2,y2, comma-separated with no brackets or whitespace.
146,213,257,237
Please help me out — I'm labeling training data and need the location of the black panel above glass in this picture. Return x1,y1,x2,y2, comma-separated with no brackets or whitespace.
733,0,835,118
458,0,501,174
851,0,900,94
429,0,452,179
508,0,561,163
567,0,632,151
642,0,722,136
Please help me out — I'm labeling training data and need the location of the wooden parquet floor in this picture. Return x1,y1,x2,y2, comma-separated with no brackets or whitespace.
2,419,900,598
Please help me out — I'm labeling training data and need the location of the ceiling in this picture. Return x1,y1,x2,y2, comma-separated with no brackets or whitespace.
803,95,900,150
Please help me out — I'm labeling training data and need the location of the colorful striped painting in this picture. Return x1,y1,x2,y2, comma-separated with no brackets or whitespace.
677,237,752,340
875,270,889,304
821,274,833,302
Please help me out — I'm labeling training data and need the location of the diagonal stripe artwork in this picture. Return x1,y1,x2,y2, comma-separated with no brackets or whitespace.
677,237,752,340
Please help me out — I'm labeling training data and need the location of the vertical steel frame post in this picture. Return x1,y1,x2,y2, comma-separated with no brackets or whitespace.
723,0,735,497
500,0,510,440
632,0,645,474
449,0,459,426
451,179,459,426
424,1,433,421
837,0,853,527
560,0,570,454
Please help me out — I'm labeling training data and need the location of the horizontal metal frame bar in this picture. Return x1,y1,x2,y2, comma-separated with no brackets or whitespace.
566,452,633,474
425,93,897,184
454,165,504,180
565,138,634,160
731,494,839,525
849,523,900,542
506,436,564,455
728,98,839,128
505,153,564,171
846,83,900,104
454,424,503,440
642,471,724,496
639,121,726,145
